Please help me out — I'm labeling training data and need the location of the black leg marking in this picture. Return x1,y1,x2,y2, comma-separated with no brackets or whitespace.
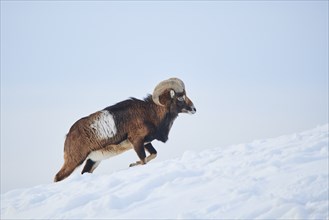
81,159,95,174
145,143,157,155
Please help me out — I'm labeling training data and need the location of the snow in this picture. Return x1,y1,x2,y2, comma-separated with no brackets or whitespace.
1,125,328,219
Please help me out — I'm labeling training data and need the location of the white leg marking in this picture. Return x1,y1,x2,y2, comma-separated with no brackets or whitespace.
146,154,157,163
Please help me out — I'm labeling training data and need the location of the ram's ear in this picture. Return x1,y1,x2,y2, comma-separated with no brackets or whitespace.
170,90,175,98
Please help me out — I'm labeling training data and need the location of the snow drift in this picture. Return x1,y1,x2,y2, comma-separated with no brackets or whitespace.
1,125,328,219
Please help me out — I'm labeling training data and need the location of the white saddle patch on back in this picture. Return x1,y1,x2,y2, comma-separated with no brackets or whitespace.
90,110,117,140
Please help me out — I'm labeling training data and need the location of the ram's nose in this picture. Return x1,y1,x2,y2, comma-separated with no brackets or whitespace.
189,105,196,114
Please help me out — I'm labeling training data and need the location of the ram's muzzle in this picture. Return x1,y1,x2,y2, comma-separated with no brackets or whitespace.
182,96,196,114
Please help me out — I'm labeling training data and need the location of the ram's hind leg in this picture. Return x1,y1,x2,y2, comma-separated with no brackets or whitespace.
81,159,101,174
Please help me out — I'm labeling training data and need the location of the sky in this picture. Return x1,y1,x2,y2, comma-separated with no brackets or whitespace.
1,1,328,193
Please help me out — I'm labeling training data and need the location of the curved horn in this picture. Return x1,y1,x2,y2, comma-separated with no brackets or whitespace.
152,78,185,106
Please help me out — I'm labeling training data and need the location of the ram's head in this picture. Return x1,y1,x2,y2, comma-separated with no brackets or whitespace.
152,78,196,114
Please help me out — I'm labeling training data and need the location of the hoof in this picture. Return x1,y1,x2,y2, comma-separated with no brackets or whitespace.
129,160,145,167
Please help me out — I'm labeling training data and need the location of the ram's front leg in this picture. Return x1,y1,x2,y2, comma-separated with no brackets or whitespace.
129,142,158,167
129,138,147,167
144,143,157,163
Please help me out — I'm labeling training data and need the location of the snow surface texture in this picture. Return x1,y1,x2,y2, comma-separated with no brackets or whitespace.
1,125,328,219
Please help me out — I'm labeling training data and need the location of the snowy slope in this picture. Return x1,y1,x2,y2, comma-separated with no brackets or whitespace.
1,125,328,219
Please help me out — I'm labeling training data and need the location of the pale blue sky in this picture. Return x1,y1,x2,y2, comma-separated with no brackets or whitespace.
1,1,328,193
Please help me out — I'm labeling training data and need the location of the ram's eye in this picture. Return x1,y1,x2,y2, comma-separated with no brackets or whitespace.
177,96,185,101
